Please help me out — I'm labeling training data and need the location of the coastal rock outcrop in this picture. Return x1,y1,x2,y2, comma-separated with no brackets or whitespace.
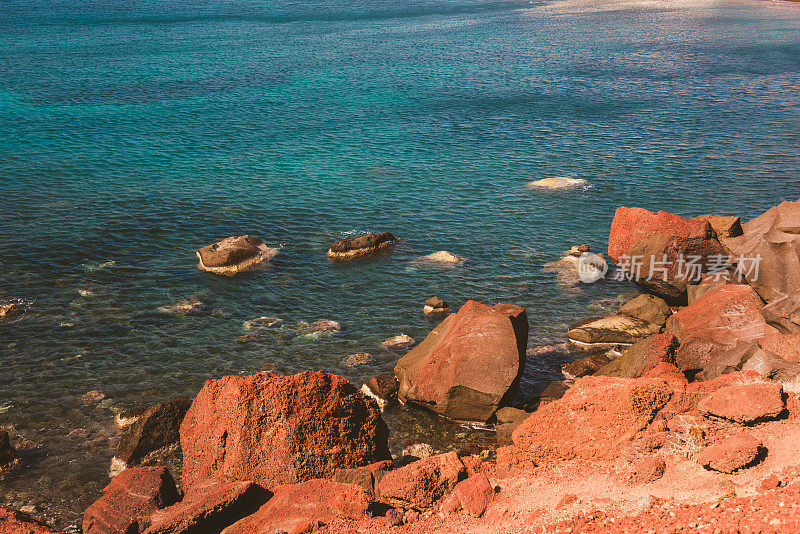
394,300,528,422
196,235,278,276
0,506,59,534
566,294,670,347
326,232,397,261
595,333,679,379
607,207,726,302
180,370,391,492
221,479,372,534
561,354,613,381
83,467,180,534
377,451,466,510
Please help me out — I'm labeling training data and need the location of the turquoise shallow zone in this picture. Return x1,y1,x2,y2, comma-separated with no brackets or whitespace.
1,0,800,526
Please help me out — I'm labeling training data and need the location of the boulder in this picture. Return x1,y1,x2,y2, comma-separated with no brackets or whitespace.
740,348,800,382
450,473,494,517
697,382,784,424
295,319,340,335
537,381,569,404
221,479,372,534
687,272,731,304
360,373,398,409
631,455,666,484
494,407,530,446
758,331,800,363
762,291,800,334
595,333,678,379
607,207,727,302
377,452,466,509
412,251,466,266
0,430,18,467
394,300,528,422
332,460,392,499
697,433,764,473
567,294,671,348
0,506,59,534
512,376,673,461
423,296,451,317
114,396,192,470
381,334,415,350
327,232,397,261
180,370,390,493
561,354,613,381
83,467,180,534
143,479,270,534
526,177,589,190
197,235,278,276
696,215,743,239
723,199,800,304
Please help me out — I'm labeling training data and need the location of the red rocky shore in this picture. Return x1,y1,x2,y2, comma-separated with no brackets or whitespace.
3,198,800,533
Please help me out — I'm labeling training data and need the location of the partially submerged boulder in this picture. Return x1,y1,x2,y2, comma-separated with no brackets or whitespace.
567,294,670,347
607,207,726,303
0,506,59,534
327,232,397,261
83,467,180,534
158,298,207,316
697,382,784,424
221,479,372,534
527,177,589,190
381,334,415,350
180,371,391,492
697,433,764,473
561,353,613,381
423,296,451,317
197,235,278,276
412,251,466,266
394,300,528,422
377,452,466,509
595,333,678,379
360,373,398,409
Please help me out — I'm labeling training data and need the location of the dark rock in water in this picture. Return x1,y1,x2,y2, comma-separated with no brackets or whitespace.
143,479,270,534
235,333,270,344
538,381,569,404
180,370,391,493
567,294,670,347
116,405,149,428
608,207,727,303
327,232,397,261
0,506,59,533
197,235,278,276
114,396,192,471
381,334,415,350
343,352,373,367
0,430,19,468
83,467,180,534
493,407,530,446
395,300,528,422
423,296,451,317
222,479,373,534
81,390,107,406
561,353,613,381
361,372,399,409
595,333,678,379
159,298,207,316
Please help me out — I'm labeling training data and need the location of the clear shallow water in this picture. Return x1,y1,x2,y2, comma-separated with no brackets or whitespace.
1,0,800,527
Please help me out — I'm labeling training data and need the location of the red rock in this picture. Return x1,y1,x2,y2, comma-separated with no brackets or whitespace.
0,506,59,534
607,207,726,302
332,460,392,499
665,285,779,377
631,455,666,483
557,494,578,508
697,433,764,473
221,479,371,534
180,370,390,493
395,300,528,422
759,332,800,362
377,452,466,509
697,381,784,424
143,479,269,534
512,376,673,461
83,467,179,534
452,473,494,517
494,445,537,475
760,474,781,490
596,333,679,379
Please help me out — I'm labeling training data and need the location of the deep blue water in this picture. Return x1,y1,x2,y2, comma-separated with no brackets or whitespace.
1,0,800,526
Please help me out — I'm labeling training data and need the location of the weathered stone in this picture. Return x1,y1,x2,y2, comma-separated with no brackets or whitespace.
595,333,678,379
360,373,398,408
697,382,784,424
180,371,390,493
741,348,800,382
83,467,180,534
377,452,466,509
618,295,672,326
114,396,192,470
567,294,670,347
197,235,278,276
343,352,373,367
538,381,569,404
494,407,530,446
527,177,589,190
327,232,397,261
631,455,666,483
0,506,59,534
332,460,392,499
687,272,731,304
697,433,764,473
423,296,451,316
395,300,528,422
561,354,613,380
451,473,494,517
242,317,283,330
295,319,340,335
696,214,744,239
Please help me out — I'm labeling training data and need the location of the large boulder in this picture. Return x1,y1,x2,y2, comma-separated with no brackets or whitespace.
143,479,269,534
394,300,528,422
665,285,778,378
113,396,192,472
221,479,372,534
607,207,727,303
512,376,673,461
697,433,764,473
326,232,397,261
377,452,466,510
83,467,180,534
196,235,278,276
180,370,390,493
697,382,784,424
595,333,679,379
0,506,59,534
723,199,800,305
566,294,670,347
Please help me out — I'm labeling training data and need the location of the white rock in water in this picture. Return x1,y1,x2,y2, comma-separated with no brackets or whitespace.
527,177,589,190
413,250,466,266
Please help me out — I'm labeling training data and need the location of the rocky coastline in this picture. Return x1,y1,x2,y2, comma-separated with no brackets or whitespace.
3,198,800,533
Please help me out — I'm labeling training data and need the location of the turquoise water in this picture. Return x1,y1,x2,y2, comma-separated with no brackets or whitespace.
2,0,800,526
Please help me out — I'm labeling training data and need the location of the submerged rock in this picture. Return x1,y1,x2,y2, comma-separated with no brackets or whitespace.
235,333,270,344
242,316,283,330
327,232,397,261
381,334,416,350
423,296,451,317
158,297,207,316
0,430,19,470
526,177,589,190
412,250,466,266
0,303,20,319
180,370,391,492
197,235,278,276
395,300,528,422
296,319,341,336
343,352,373,367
